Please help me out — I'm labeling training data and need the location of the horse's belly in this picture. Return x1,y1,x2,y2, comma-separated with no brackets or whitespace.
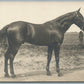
27,34,50,45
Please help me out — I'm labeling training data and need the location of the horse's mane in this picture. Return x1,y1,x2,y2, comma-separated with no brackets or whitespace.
56,12,75,21
45,11,75,24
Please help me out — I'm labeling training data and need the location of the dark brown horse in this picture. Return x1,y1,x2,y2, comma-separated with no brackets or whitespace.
0,8,84,78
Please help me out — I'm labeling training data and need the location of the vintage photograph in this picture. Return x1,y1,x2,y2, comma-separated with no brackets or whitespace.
0,1,84,82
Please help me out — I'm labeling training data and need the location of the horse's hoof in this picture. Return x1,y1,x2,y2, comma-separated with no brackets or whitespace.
4,74,10,78
11,74,16,78
47,71,52,76
56,68,60,73
58,72,63,77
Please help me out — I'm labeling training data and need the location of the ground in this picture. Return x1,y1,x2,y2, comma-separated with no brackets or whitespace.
0,32,84,82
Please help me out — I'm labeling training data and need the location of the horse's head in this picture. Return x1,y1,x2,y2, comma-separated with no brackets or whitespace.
73,8,84,31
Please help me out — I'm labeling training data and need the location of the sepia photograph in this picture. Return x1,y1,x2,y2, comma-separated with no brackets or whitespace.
0,1,84,82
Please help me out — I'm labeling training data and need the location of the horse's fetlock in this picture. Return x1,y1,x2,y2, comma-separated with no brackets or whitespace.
46,67,49,71
11,74,16,78
47,71,51,76
4,73,10,77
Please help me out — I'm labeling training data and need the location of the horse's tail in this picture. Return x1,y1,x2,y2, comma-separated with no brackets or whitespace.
0,25,8,56
0,25,8,46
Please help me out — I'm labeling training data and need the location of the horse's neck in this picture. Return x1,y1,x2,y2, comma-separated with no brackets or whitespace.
60,19,73,33
51,12,75,33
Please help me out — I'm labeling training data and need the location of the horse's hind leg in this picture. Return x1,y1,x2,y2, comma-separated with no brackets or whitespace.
9,44,20,77
4,44,20,77
4,47,11,77
46,46,53,76
4,58,9,77
10,57,15,77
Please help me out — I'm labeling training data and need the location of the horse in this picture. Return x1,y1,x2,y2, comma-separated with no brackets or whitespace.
0,8,84,78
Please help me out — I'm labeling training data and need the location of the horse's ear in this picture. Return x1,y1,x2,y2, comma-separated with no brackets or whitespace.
77,8,81,12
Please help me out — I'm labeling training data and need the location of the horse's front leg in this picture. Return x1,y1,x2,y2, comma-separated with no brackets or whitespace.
46,46,53,76
54,44,62,76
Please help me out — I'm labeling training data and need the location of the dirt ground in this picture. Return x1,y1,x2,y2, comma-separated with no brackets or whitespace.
0,32,84,82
